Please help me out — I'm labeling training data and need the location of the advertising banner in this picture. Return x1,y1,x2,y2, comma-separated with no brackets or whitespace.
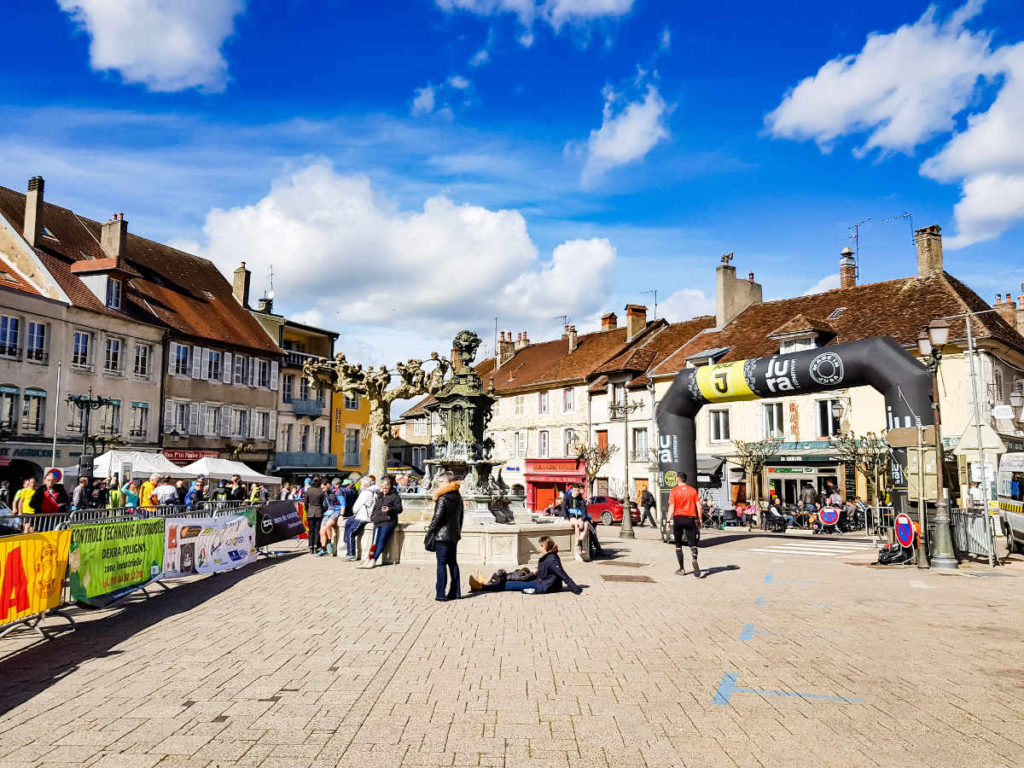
69,519,165,604
163,509,257,578
255,501,306,547
0,530,71,627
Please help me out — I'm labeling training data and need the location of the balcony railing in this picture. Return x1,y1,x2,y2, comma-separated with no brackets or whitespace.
290,398,325,417
25,348,47,363
283,350,327,369
276,451,337,469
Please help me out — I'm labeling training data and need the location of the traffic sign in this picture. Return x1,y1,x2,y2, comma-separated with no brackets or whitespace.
819,506,840,526
894,513,915,548
44,467,63,483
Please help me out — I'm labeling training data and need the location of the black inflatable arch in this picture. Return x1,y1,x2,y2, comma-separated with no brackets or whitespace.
655,337,933,516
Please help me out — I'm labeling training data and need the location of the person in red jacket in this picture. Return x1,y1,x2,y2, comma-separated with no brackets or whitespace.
668,473,701,578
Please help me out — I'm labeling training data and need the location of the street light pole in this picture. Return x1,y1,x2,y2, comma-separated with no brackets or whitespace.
67,388,113,458
609,396,644,539
916,319,957,571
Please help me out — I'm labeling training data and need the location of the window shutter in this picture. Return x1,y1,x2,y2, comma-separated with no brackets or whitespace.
163,400,176,432
188,403,200,435
168,342,178,375
222,352,232,384
270,361,279,391
220,406,231,437
268,410,277,441
190,346,202,379
199,348,210,381
249,358,257,387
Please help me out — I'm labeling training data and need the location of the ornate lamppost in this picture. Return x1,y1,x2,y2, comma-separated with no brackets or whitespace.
916,317,957,570
67,388,113,455
609,397,644,539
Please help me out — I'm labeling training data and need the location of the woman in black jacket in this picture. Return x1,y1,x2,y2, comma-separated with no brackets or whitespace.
425,471,463,601
359,475,402,569
468,536,583,595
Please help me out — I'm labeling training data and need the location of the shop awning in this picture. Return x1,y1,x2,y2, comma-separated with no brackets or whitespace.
697,454,725,476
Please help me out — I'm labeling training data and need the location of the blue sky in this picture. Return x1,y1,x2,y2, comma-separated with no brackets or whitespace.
2,0,1023,363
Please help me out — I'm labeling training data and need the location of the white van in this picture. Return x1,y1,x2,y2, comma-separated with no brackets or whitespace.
997,452,1024,553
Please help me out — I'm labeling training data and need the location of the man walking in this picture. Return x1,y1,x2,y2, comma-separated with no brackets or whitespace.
668,473,701,578
638,487,657,528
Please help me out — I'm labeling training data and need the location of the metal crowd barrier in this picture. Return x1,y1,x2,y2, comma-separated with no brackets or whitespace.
950,508,996,563
1,499,254,535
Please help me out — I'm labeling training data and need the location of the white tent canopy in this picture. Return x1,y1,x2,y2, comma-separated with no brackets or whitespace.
63,450,193,481
180,457,280,485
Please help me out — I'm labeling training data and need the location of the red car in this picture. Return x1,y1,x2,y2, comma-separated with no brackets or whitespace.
586,496,641,526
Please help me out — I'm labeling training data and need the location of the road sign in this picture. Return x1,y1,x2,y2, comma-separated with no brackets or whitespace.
887,426,936,448
894,513,916,548
819,507,840,526
44,467,63,483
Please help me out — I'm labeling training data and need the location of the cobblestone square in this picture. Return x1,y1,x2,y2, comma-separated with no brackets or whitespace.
2,531,1023,767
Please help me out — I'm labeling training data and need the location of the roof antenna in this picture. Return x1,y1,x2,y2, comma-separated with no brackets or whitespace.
848,218,870,281
882,210,914,248
266,264,276,299
641,289,659,320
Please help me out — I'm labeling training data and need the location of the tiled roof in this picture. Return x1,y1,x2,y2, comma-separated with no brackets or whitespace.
0,185,282,355
595,315,715,377
651,273,1024,376
400,323,657,418
0,262,42,297
767,313,835,337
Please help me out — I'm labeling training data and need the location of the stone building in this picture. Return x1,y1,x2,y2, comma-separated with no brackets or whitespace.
0,177,284,478
246,281,339,478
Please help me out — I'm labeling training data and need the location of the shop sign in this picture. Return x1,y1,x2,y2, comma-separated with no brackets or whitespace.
163,449,218,464
526,459,582,473
766,466,814,475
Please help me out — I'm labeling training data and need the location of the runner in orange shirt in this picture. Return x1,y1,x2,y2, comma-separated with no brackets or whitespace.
668,472,701,578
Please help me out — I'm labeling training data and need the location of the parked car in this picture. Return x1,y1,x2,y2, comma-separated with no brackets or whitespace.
587,496,641,526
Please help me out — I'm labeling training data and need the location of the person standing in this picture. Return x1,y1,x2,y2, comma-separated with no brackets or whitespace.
106,478,125,509
34,471,68,516
360,475,402,568
185,479,205,511
426,471,463,601
71,477,92,512
227,474,246,502
154,476,178,507
565,484,588,561
140,473,160,510
668,473,701,578
638,487,657,528
121,479,140,509
279,481,292,501
304,476,326,555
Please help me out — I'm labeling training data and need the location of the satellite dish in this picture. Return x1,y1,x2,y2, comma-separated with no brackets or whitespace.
267,291,275,299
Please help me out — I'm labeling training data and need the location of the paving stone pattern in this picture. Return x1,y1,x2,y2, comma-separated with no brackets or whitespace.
1,530,1023,767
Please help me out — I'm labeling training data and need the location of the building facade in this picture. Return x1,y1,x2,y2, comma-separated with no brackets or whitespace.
330,391,370,475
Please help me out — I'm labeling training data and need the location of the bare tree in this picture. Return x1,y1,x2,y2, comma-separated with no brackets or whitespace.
731,438,782,523
571,440,620,494
829,431,891,507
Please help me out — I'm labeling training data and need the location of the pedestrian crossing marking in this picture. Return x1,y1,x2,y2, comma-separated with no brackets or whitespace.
748,539,875,558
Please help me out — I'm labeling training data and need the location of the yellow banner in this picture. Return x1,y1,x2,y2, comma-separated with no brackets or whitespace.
1,530,71,627
695,361,758,403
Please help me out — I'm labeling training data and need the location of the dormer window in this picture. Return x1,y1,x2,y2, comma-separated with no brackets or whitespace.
106,277,123,310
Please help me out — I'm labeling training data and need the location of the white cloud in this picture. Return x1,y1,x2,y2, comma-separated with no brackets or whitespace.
658,26,671,53
659,288,714,322
58,0,245,92
447,75,471,90
573,84,671,182
411,85,437,116
767,1,1024,247
470,48,490,67
765,2,994,155
435,0,633,41
803,273,841,295
199,162,617,360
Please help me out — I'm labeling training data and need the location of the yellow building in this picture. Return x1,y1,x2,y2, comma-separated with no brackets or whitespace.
331,390,370,475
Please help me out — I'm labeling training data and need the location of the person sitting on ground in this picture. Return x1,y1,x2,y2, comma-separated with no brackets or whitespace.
468,536,582,595
318,478,344,556
359,475,402,568
344,475,377,560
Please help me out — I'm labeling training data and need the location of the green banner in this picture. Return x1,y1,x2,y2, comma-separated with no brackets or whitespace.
69,519,166,603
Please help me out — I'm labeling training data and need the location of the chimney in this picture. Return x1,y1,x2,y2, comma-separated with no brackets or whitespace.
567,325,578,353
601,312,618,330
915,224,943,278
840,247,856,289
514,331,530,351
233,261,251,308
716,258,763,328
1017,285,1024,337
625,304,647,340
497,331,515,367
23,176,44,247
100,212,127,259
994,293,1017,328
561,322,569,339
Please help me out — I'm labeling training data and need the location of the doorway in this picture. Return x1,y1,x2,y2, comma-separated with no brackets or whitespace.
634,478,648,504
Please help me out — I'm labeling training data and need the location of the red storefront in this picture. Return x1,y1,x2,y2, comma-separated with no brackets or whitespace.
524,458,587,512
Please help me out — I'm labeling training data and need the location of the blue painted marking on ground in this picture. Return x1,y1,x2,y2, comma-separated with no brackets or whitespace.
713,672,861,706
812,602,832,607
739,623,755,640
755,596,766,606
764,574,773,583
713,673,737,705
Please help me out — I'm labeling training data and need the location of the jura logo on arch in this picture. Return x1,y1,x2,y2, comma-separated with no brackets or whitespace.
808,352,844,386
659,434,677,464
764,357,798,393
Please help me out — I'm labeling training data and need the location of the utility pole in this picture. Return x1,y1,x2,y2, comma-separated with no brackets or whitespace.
609,396,644,539
641,289,659,320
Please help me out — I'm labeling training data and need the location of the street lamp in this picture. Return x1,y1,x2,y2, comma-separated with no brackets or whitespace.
915,318,957,570
609,396,644,539
67,388,114,455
